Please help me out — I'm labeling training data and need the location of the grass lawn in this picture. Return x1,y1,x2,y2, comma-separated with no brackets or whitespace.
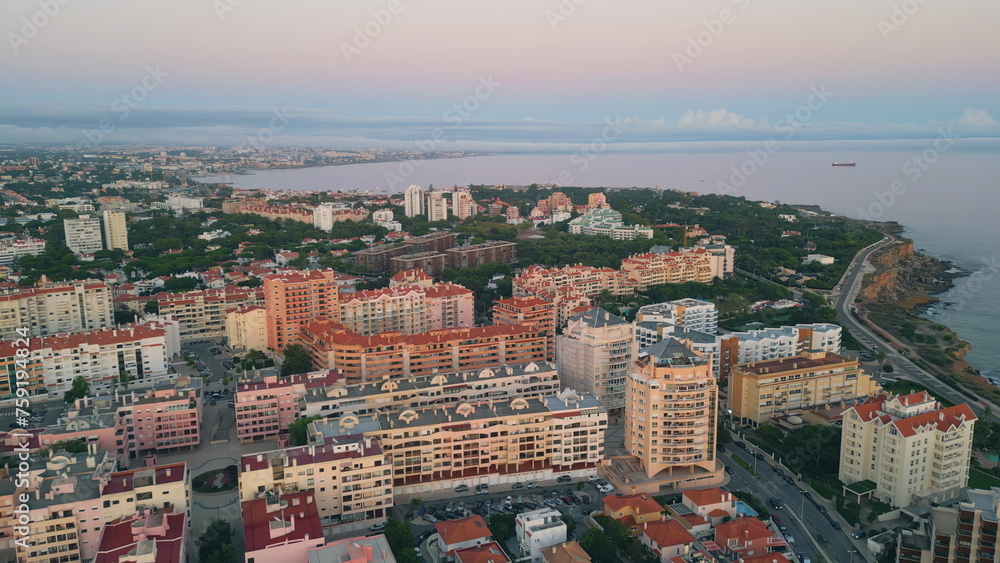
810,478,837,500
732,454,758,476
968,469,1000,489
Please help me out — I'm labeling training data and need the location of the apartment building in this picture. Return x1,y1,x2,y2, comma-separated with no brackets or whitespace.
403,232,458,254
242,491,325,563
238,435,392,536
639,518,698,563
390,268,434,288
64,215,104,254
427,191,449,222
620,248,714,289
309,388,606,495
99,463,190,524
635,299,718,335
314,203,369,230
513,264,635,326
0,237,46,265
568,208,653,240
446,241,518,269
4,321,178,399
556,308,634,413
158,285,264,342
340,286,428,336
493,296,556,361
302,361,561,419
729,350,879,425
356,244,410,274
404,184,425,217
234,199,313,223
389,251,447,277
225,304,268,351
94,511,186,563
897,487,1000,563
101,210,129,250
717,323,842,383
298,322,550,384
516,508,567,563
235,369,340,444
839,391,977,508
424,282,475,330
622,339,722,489
451,189,477,220
0,280,113,338
355,232,458,274
264,269,340,351
306,535,395,563
0,343,45,400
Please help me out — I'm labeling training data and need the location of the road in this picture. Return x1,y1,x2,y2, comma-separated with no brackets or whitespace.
830,236,997,418
721,446,872,563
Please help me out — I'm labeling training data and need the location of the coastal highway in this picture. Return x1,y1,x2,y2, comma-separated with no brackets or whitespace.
832,235,998,418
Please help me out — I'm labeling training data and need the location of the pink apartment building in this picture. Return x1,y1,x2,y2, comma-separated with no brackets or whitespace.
242,491,325,563
235,369,341,444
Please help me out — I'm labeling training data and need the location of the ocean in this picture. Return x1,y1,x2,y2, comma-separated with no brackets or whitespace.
195,149,1000,375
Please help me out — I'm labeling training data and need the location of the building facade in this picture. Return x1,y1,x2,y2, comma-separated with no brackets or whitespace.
839,392,977,508
446,241,518,269
157,286,264,342
493,297,557,361
101,210,129,250
225,304,268,351
636,299,718,335
264,269,340,351
556,309,634,413
0,280,114,338
404,184,425,217
64,215,104,254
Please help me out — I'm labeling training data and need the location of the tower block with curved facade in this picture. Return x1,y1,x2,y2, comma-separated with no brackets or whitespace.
615,338,724,492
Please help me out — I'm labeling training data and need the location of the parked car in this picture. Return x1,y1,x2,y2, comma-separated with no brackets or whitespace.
228,401,235,408
476,488,489,495
852,530,867,539
786,534,795,543
455,485,470,493
370,523,385,532
424,515,437,523
588,475,599,481
733,441,746,449
770,498,784,510
724,466,734,474
527,482,539,488
557,475,572,483
772,516,782,525
512,482,524,489
445,504,454,512
830,520,841,530
797,553,812,563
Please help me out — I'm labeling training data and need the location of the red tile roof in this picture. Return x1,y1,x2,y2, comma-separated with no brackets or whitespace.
683,487,732,507
455,541,510,563
642,518,696,548
892,403,976,437
101,463,186,495
243,491,323,552
714,517,774,551
603,493,664,518
436,515,492,551
741,553,792,563
94,511,186,563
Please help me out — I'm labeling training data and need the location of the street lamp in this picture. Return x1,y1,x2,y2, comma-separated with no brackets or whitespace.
800,489,805,515
849,549,858,563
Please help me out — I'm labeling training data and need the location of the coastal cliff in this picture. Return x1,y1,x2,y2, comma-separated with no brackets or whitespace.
862,241,952,308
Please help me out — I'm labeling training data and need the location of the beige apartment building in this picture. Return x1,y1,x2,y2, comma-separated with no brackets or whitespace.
302,360,560,419
101,210,129,250
556,308,634,413
620,249,714,289
238,434,393,536
340,285,428,335
621,339,722,491
840,391,977,508
729,350,880,426
225,304,268,351
0,279,113,338
158,286,264,342
897,487,1000,563
309,388,607,495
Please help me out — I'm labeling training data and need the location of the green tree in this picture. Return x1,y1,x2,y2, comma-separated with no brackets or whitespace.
384,519,414,555
281,344,314,376
594,515,630,546
144,300,159,314
580,527,615,562
396,549,421,563
489,513,517,543
240,349,265,371
287,416,321,446
409,497,424,511
63,376,91,404
162,277,199,292
196,519,234,563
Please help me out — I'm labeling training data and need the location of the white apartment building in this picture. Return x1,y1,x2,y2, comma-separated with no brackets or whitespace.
451,189,477,220
165,195,203,211
568,208,653,240
720,323,842,365
636,299,718,335
28,321,178,398
64,215,104,254
404,184,425,217
556,308,634,412
0,280,114,338
516,508,567,563
0,237,46,265
313,203,357,231
427,191,449,222
372,209,394,222
102,210,129,250
840,391,977,508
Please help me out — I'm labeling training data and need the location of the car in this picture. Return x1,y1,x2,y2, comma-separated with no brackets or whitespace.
455,484,470,493
588,474,599,481
476,488,489,495
772,516,782,525
418,507,427,516
209,399,216,406
798,553,812,563
733,441,746,449
852,530,867,539
557,475,572,483
773,467,785,476
770,498,784,510
755,452,765,460
446,503,454,512
370,523,386,532
779,524,788,533
457,502,464,511
223,388,230,395
512,482,524,489
786,534,795,544
784,475,795,484
424,514,438,523
414,547,421,558
228,401,235,408
724,466,734,474
830,520,841,530
527,482,539,488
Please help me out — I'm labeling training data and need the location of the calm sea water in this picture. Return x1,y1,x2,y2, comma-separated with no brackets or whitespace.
195,149,1000,374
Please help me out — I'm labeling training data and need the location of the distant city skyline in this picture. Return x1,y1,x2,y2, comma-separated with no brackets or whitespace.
1,0,998,150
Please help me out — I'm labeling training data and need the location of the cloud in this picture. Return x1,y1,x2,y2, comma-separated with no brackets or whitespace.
676,109,761,129
957,108,997,128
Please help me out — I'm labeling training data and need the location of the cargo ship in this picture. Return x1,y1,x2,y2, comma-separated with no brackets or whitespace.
832,162,856,167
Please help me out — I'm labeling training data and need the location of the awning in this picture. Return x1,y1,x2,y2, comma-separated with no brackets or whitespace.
701,541,722,551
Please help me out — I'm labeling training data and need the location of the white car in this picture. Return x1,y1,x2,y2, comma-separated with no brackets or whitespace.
786,534,795,544
588,474,599,482
370,522,386,532
527,482,539,488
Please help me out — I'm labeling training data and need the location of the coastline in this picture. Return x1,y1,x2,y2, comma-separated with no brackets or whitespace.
192,153,490,183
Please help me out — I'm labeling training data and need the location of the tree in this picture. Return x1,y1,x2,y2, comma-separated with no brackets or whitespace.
281,344,314,377
287,416,321,446
63,376,91,404
396,549,421,563
50,439,89,453
162,276,199,292
144,300,159,314
240,349,265,371
409,497,424,511
196,518,234,563
580,528,615,562
489,513,516,543
384,519,414,555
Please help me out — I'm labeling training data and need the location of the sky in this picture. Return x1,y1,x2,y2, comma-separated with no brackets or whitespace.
1,0,998,151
